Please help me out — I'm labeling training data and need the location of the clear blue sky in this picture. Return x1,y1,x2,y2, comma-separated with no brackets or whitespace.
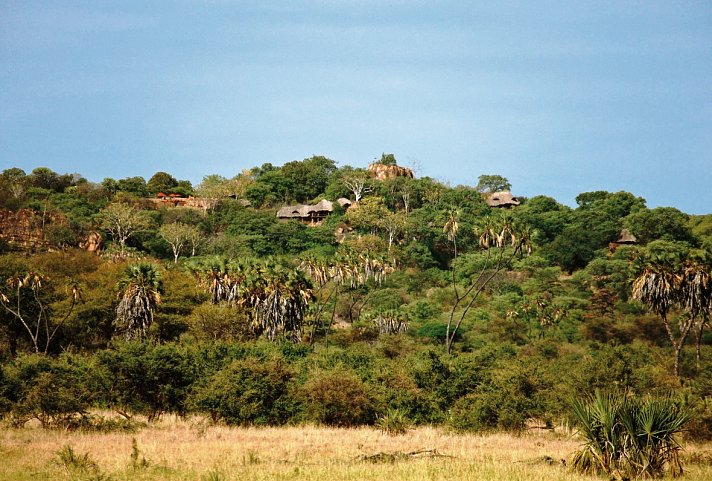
1,1,710,213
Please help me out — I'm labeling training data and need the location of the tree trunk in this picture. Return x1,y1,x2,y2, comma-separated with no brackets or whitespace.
694,319,706,370
662,313,694,382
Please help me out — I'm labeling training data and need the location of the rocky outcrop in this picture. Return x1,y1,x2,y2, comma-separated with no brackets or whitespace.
0,208,66,250
79,231,103,253
367,163,415,180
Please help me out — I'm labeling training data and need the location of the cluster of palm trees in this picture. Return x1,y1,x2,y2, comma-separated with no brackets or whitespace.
632,260,711,379
365,308,409,334
299,250,395,289
187,258,314,341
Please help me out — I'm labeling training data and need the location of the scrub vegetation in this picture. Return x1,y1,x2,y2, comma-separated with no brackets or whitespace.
0,159,711,479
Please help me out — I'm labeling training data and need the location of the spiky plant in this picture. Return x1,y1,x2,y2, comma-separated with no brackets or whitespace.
376,408,411,435
115,263,163,340
571,391,690,479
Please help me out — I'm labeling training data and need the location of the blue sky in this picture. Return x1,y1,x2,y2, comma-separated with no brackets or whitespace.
1,1,710,213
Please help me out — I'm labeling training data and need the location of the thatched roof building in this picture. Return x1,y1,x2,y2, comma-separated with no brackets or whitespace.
615,229,637,244
337,198,352,209
277,199,334,225
486,191,521,208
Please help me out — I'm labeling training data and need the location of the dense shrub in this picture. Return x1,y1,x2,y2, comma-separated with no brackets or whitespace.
448,354,556,432
186,304,253,341
301,369,375,426
189,357,295,425
571,391,689,478
94,342,194,420
2,354,92,428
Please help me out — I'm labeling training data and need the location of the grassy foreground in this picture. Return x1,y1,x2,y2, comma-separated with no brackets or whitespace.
2,417,712,481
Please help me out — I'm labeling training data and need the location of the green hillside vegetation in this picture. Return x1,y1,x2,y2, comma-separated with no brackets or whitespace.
0,159,711,451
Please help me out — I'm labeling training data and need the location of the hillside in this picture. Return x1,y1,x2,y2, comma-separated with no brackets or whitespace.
1,159,711,449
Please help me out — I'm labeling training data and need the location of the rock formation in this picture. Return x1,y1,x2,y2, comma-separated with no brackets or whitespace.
367,163,415,180
79,231,103,253
0,208,66,250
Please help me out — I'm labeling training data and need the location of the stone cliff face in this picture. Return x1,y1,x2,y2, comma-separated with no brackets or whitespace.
367,163,415,180
0,208,60,250
0,209,103,252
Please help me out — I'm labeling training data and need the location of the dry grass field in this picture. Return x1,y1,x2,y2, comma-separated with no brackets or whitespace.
2,416,712,481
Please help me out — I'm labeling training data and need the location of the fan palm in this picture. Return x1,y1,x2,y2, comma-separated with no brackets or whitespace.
679,264,711,369
572,391,689,479
443,209,460,258
115,263,163,340
632,266,692,380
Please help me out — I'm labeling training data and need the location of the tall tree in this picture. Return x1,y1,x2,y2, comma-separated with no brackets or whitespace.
445,214,530,354
342,169,373,202
96,203,149,255
630,251,710,380
146,172,179,195
115,263,163,340
0,272,81,354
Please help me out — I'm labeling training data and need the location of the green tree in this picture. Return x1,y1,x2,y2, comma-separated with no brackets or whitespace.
281,156,338,203
475,174,511,193
446,214,530,354
116,176,148,197
115,264,163,340
346,197,391,236
378,153,397,166
0,168,27,207
29,167,73,192
146,171,178,195
623,207,693,244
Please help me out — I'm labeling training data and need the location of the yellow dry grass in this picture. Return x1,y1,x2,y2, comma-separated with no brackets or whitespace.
2,416,712,481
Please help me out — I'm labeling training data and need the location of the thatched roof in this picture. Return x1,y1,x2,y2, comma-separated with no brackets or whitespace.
486,191,521,208
615,229,637,244
337,198,352,208
277,199,334,219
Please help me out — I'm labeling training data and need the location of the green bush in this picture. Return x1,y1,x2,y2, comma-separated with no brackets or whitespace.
301,369,375,427
189,357,295,425
3,354,91,428
375,408,411,435
94,342,194,421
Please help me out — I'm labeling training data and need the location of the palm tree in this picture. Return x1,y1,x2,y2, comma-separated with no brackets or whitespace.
115,263,163,340
443,209,460,259
241,262,314,342
446,215,530,354
632,265,691,380
679,264,711,369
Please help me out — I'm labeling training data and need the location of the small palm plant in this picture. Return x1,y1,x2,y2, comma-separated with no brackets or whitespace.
571,390,690,479
376,408,411,436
